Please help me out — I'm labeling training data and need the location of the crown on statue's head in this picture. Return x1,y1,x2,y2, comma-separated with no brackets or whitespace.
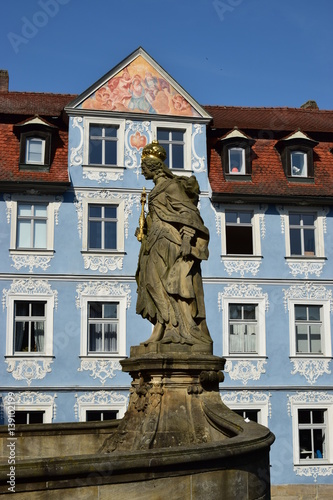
141,140,167,162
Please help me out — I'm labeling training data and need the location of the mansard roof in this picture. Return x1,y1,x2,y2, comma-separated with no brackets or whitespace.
206,105,333,204
66,47,211,122
0,91,74,192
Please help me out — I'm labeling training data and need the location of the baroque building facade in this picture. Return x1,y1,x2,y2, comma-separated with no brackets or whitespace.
0,49,333,490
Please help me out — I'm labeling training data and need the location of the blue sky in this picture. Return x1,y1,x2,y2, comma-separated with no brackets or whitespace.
1,0,332,109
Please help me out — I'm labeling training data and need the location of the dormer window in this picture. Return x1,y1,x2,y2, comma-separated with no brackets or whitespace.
26,137,46,164
220,128,254,179
276,130,318,181
15,115,56,172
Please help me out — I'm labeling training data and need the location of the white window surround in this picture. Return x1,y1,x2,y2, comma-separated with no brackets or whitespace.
151,120,192,173
217,204,266,258
221,391,271,427
286,299,332,359
289,396,333,466
3,392,56,424
75,391,127,422
7,195,59,256
83,116,125,171
278,206,327,259
81,197,125,255
5,294,55,358
221,296,267,358
3,279,57,362
76,281,130,359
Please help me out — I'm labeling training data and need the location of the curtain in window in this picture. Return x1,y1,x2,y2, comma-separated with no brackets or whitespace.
33,321,44,352
104,324,117,352
15,322,25,351
89,324,103,351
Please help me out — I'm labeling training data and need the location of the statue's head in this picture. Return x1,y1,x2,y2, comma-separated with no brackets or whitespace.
141,140,167,163
141,140,173,180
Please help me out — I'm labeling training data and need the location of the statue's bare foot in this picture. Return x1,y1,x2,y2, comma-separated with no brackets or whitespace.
141,322,164,345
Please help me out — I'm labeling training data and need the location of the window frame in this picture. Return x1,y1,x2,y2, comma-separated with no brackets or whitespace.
283,209,325,259
220,205,263,257
4,403,53,425
81,198,125,256
80,295,127,358
85,409,120,422
291,402,332,466
222,297,267,358
151,121,192,173
288,299,331,358
19,130,52,170
220,137,254,178
281,142,315,180
87,301,119,354
9,196,56,256
83,116,125,169
5,293,55,358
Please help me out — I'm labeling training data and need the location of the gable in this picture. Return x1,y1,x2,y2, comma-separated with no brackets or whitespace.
68,48,210,119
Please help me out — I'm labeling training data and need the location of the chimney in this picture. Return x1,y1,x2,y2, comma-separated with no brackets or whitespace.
0,70,9,92
300,100,319,110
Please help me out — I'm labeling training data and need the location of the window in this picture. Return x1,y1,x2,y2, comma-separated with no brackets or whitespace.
83,117,125,169
286,294,331,359
88,204,117,251
289,213,315,256
25,137,46,164
15,410,45,425
157,128,185,169
219,129,254,177
225,210,253,255
80,195,125,260
4,282,56,359
14,300,46,354
18,129,52,170
234,409,259,423
16,203,48,249
89,124,118,166
8,195,59,257
291,151,307,177
77,282,129,359
151,121,191,172
221,293,267,359
86,409,118,421
228,147,245,174
229,304,257,354
289,393,333,468
88,302,118,353
298,409,327,461
294,305,322,354
276,131,317,180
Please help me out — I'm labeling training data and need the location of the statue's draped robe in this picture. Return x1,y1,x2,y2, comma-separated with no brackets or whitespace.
136,175,212,345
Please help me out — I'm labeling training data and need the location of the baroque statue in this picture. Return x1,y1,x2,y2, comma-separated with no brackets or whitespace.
135,140,212,347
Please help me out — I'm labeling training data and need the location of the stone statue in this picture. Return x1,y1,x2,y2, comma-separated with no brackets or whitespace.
135,140,212,347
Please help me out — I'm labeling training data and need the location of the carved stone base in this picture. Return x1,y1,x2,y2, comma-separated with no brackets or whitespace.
0,344,275,499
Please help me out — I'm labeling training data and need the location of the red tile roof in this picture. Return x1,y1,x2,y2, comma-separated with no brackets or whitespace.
204,105,333,133
0,91,75,116
0,92,75,190
206,106,333,203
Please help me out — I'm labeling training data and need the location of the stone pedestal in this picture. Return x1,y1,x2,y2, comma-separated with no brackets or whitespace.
0,343,274,499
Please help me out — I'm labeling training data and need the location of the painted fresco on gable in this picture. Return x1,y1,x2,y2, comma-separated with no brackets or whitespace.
81,55,200,117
